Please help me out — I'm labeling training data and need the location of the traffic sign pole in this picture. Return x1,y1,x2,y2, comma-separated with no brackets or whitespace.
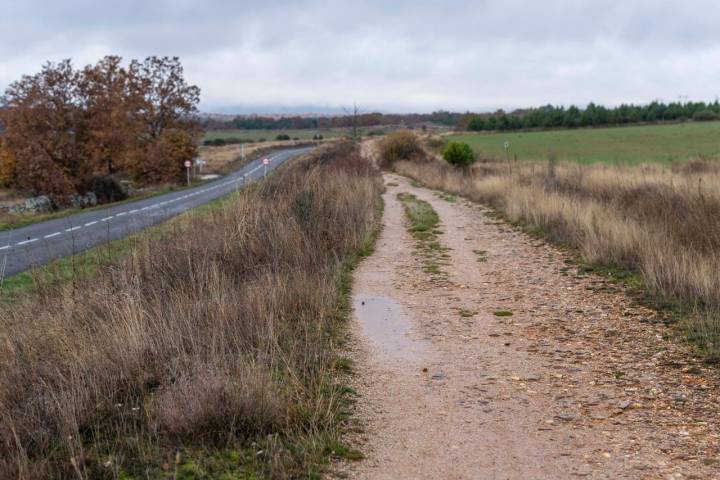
185,160,192,185
263,157,270,178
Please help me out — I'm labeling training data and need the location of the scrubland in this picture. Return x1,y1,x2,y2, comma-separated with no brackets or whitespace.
0,141,382,479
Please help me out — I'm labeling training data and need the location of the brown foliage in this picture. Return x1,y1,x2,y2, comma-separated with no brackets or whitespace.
377,130,426,168
131,129,199,183
0,140,15,185
0,56,200,200
0,143,382,477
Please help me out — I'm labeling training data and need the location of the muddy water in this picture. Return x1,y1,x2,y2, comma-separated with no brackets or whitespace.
353,294,427,360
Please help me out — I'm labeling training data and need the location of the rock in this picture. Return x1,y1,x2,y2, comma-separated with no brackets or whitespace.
618,400,632,410
69,192,98,209
4,195,56,214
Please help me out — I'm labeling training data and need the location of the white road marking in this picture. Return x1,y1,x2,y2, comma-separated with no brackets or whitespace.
16,238,38,246
44,232,62,239
116,212,127,216
66,226,81,232
129,209,139,214
101,216,113,222
141,206,150,211
85,221,98,227
0,245,9,251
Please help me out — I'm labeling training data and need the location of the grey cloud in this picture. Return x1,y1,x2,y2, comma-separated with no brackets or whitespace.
1,0,720,112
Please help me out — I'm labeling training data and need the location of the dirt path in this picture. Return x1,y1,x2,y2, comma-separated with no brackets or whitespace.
337,173,720,479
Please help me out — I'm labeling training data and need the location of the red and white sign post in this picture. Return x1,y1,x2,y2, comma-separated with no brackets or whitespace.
184,160,192,185
262,157,270,177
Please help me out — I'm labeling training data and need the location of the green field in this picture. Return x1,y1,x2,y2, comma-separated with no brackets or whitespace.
451,121,720,164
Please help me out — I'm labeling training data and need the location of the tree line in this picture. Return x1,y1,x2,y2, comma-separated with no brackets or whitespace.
0,56,200,201
203,101,720,136
465,101,720,132
202,110,461,131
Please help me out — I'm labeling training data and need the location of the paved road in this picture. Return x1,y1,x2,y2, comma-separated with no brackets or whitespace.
0,146,312,278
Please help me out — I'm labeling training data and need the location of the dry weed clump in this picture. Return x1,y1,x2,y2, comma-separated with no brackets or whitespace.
0,141,381,478
395,156,720,358
377,130,426,168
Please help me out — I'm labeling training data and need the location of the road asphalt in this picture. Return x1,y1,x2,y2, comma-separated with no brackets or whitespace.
0,146,312,278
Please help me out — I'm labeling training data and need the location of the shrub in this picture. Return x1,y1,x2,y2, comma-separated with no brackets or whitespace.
693,110,720,122
83,175,128,203
378,130,424,168
443,141,475,167
276,134,291,141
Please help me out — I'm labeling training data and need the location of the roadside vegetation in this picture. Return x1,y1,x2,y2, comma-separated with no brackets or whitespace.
384,131,720,361
377,130,427,168
0,141,382,478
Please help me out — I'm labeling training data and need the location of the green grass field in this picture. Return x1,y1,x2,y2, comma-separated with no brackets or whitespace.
450,121,720,164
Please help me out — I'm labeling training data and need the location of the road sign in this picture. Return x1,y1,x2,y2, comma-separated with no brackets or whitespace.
262,158,270,165
184,160,192,168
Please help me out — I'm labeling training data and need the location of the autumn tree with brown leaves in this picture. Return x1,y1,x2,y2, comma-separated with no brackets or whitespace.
0,56,200,202
0,139,15,186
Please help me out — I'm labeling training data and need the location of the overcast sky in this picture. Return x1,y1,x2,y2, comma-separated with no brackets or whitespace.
1,0,719,113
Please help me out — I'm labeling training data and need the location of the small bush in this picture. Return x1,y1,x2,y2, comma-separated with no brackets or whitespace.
84,175,128,203
693,110,720,122
443,141,475,168
378,130,424,168
276,134,291,141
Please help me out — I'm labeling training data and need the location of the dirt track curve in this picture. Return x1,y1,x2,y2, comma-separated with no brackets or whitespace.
335,173,720,480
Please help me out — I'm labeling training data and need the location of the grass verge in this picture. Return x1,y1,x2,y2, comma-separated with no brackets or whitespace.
0,140,383,479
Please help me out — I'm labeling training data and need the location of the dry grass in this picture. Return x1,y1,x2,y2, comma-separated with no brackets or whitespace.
199,139,333,175
395,156,720,360
377,130,427,169
0,141,382,478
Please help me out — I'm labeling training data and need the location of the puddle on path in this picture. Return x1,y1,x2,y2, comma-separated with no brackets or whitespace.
354,294,428,360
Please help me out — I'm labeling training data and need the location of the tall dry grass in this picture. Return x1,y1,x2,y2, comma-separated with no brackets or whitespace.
395,157,720,358
0,141,382,478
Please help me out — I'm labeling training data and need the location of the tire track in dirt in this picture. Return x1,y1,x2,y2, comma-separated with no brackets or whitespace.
336,173,720,479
